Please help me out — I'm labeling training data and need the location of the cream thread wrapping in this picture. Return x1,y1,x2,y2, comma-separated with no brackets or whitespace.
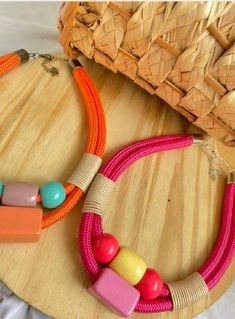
168,272,209,310
82,173,115,215
67,153,102,192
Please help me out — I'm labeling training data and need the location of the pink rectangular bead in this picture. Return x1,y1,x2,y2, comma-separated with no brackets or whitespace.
89,268,140,317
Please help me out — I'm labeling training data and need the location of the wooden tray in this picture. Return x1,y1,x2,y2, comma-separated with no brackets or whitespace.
0,57,234,319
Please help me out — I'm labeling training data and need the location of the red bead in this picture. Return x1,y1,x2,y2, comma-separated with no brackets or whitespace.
135,268,163,300
92,233,119,264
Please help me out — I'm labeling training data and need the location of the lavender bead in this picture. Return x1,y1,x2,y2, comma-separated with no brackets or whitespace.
2,182,39,207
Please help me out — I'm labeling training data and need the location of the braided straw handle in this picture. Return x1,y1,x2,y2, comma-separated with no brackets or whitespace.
58,2,235,146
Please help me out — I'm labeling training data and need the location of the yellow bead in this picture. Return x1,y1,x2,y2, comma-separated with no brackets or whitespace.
109,246,147,285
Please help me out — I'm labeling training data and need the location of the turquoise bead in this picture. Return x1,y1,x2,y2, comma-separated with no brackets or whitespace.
0,182,4,196
40,181,66,209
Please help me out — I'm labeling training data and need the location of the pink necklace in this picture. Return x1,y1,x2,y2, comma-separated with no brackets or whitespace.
78,134,235,317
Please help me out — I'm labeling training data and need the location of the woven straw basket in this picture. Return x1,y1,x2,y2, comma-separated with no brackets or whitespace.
58,2,235,146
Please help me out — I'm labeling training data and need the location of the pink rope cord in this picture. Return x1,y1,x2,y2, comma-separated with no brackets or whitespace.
101,134,192,181
79,213,102,281
78,134,235,313
199,184,235,280
101,134,190,179
204,187,235,290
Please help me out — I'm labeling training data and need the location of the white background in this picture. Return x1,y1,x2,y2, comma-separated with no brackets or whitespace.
0,2,234,318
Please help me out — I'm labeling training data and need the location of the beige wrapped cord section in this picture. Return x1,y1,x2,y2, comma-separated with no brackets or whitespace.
168,272,209,310
82,173,115,215
67,153,102,192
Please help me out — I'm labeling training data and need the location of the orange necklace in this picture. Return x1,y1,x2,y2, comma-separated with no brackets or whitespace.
0,49,106,241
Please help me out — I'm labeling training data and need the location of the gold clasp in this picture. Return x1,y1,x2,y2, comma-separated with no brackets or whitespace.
192,134,234,180
29,52,69,77
195,136,234,180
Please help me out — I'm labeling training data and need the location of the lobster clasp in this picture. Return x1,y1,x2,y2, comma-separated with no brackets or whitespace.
38,53,53,60
29,52,53,60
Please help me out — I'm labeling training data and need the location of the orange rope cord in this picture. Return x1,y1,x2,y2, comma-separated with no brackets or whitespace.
82,69,106,157
41,67,106,228
74,68,99,153
0,51,106,229
0,53,21,78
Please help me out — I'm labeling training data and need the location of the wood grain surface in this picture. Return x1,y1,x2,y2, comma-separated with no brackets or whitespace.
0,56,234,319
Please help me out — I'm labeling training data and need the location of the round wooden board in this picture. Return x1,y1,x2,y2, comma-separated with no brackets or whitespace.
0,57,234,319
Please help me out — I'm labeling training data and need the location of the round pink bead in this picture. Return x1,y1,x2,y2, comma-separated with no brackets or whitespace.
135,268,163,300
92,233,119,264
2,182,39,207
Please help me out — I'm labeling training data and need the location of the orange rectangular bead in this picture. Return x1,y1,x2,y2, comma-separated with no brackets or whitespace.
0,206,42,242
